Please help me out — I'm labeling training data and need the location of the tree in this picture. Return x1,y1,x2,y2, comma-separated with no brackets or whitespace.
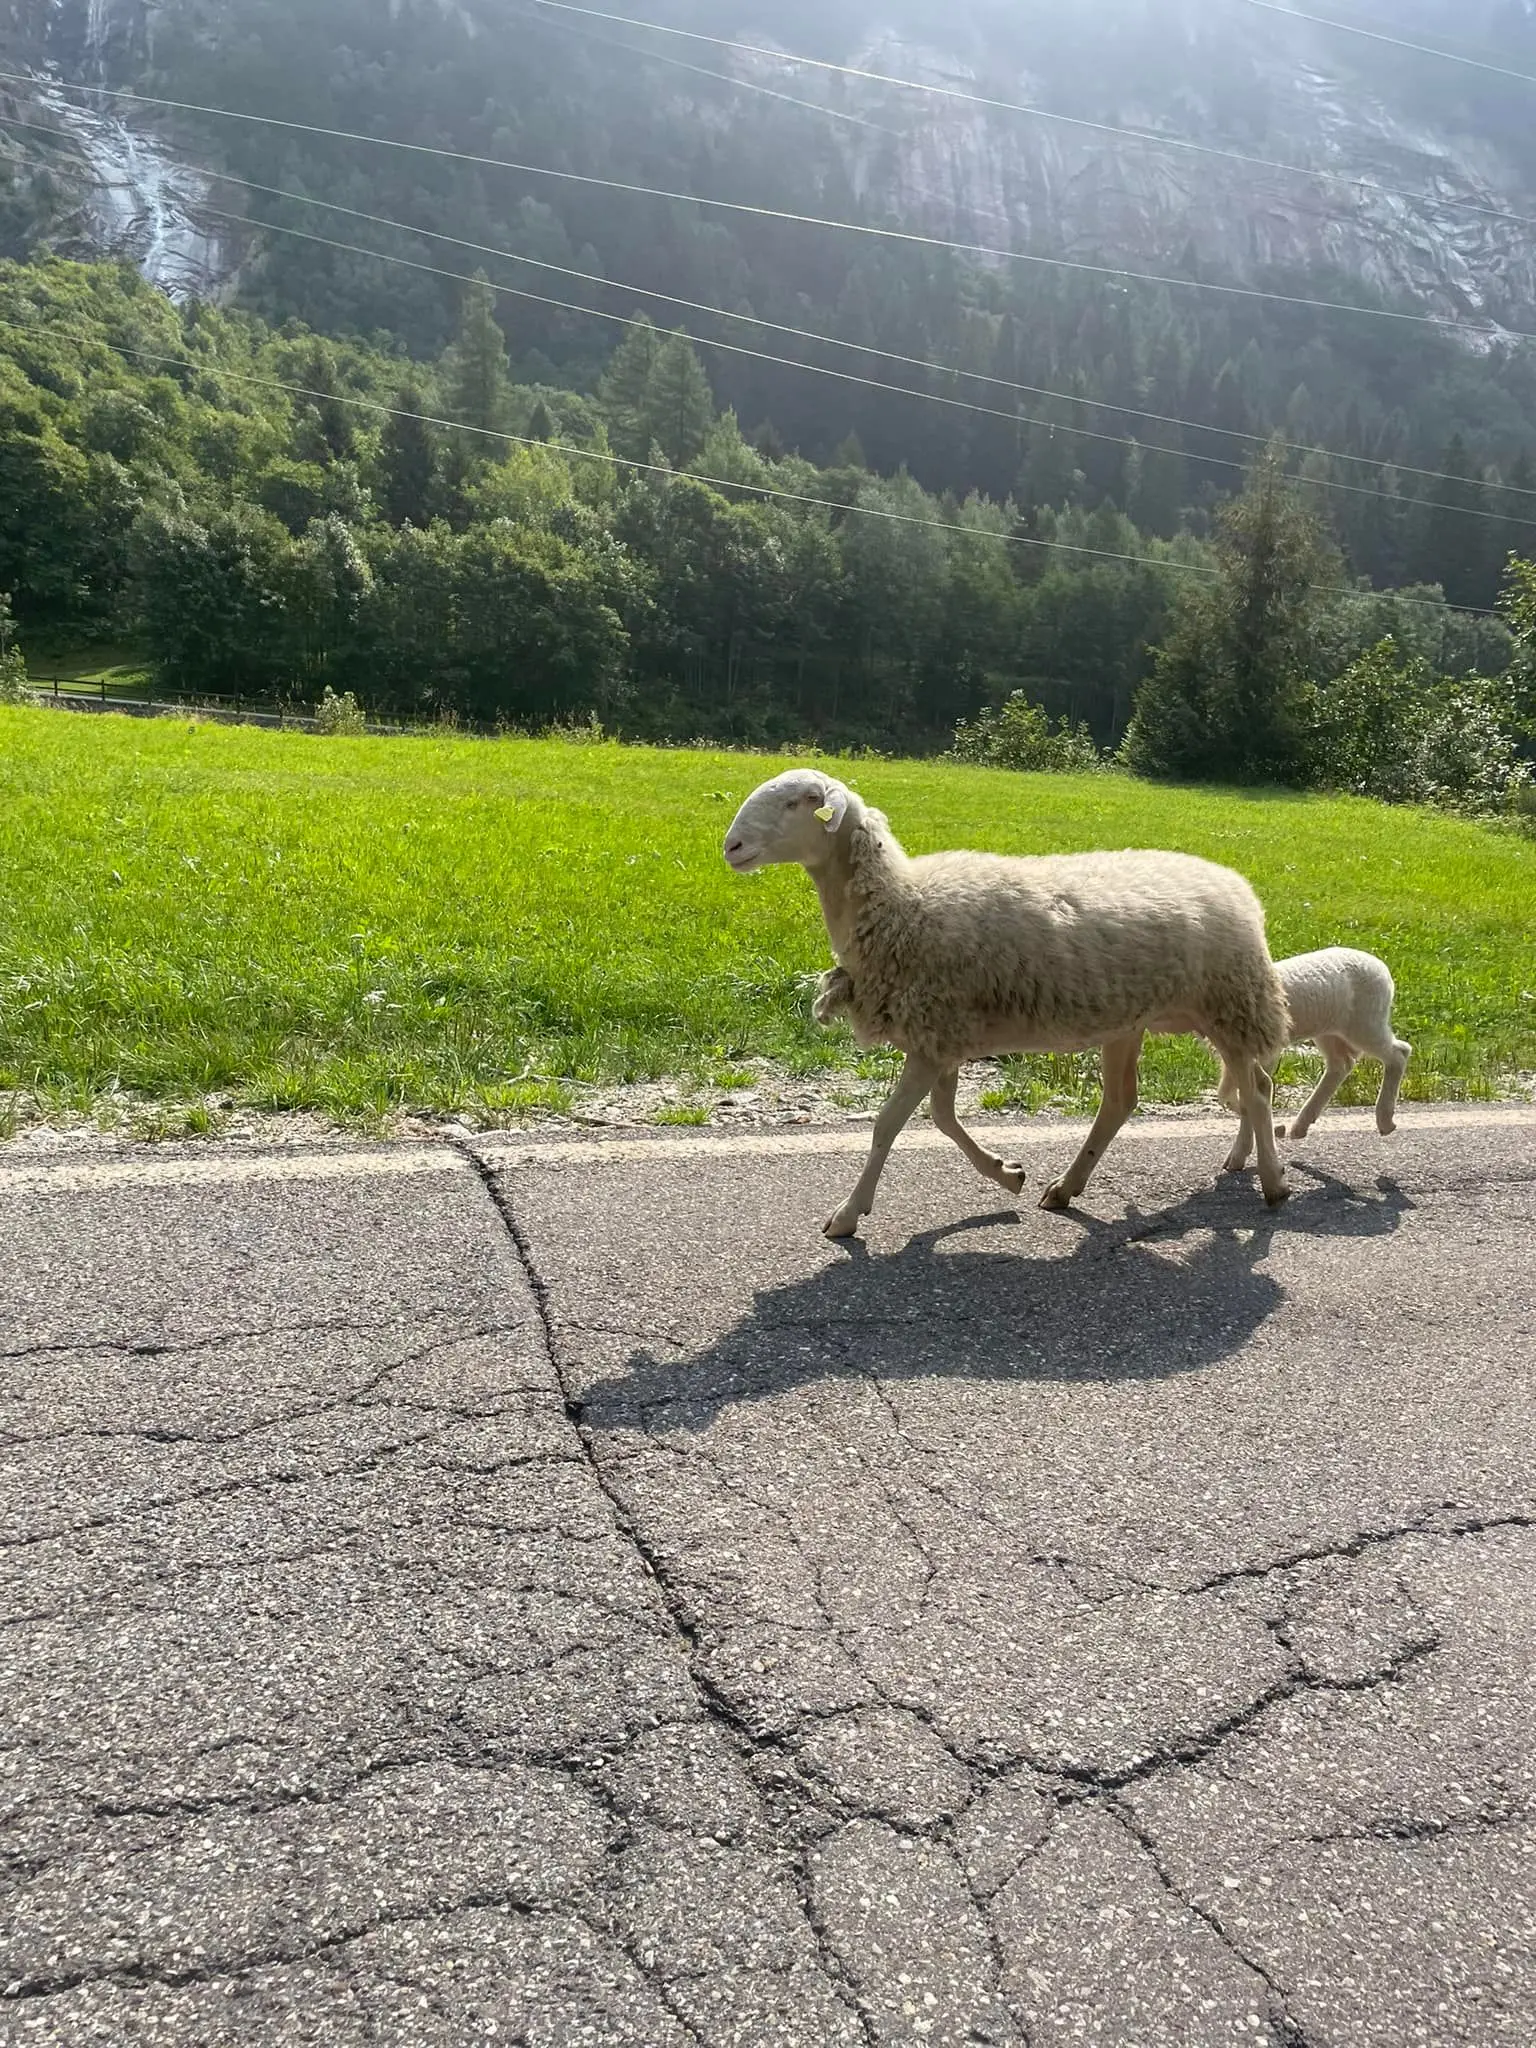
443,273,512,437
281,514,374,694
645,331,714,469
132,503,297,699
1415,435,1496,610
1123,442,1340,784
378,386,438,527
598,318,662,462
1500,551,1536,736
1498,453,1536,582
0,589,29,701
295,343,355,462
365,522,629,724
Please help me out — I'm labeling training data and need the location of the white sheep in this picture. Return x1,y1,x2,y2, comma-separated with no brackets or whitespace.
723,769,1294,1237
1217,946,1411,1163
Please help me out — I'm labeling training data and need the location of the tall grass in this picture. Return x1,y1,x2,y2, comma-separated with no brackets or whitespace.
2,708,1533,1123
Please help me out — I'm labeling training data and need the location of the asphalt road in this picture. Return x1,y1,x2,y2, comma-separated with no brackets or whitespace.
1,1105,1533,2047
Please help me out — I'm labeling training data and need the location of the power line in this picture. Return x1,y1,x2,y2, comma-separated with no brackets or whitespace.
528,0,1536,237
28,334,1500,616
88,340,1228,583
0,110,1433,485
532,11,904,136
6,67,1533,348
1243,0,1536,86
202,201,1536,533
13,118,1535,527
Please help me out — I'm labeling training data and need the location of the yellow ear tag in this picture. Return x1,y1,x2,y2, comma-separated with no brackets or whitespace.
814,804,835,822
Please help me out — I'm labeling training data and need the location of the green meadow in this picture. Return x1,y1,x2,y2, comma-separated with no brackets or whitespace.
2,707,1532,1128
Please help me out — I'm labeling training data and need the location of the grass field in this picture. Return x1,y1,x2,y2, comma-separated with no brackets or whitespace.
2,706,1533,1129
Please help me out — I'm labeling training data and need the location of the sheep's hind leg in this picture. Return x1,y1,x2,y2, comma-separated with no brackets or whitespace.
1234,1060,1289,1205
928,1067,1026,1196
1374,1037,1412,1135
1222,1097,1257,1173
1285,1035,1354,1142
824,1055,939,1240
1040,1032,1142,1212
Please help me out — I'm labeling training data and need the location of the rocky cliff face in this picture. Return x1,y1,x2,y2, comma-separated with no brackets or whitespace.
2,0,234,298
720,0,1536,333
4,0,1535,328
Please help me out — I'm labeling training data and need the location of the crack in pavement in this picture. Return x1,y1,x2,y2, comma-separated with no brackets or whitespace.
456,1144,881,2047
1057,1632,1443,1795
1106,1801,1315,2048
0,1321,529,1453
1,1890,545,2004
0,1310,501,1370
1288,1799,1528,1850
1178,1508,1536,1597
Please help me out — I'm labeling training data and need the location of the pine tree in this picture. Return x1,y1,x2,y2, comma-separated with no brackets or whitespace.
1124,441,1340,784
645,331,714,469
527,399,558,443
378,386,438,528
444,274,512,437
299,344,355,461
1497,451,1536,584
598,318,661,462
1417,435,1496,610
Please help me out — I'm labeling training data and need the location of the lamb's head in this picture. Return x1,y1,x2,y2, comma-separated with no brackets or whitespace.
723,770,860,875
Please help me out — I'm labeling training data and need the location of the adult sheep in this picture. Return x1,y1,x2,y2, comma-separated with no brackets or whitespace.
723,768,1293,1237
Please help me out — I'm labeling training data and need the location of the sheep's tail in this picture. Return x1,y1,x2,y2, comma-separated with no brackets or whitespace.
1216,960,1291,1112
1256,965,1293,1073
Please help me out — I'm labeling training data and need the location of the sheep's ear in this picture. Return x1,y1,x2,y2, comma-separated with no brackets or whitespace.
814,785,849,834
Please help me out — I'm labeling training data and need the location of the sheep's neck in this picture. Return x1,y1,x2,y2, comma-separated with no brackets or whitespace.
807,834,860,961
808,821,907,966
810,857,857,961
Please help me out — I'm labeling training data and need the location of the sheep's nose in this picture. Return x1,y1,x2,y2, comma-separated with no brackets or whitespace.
725,837,744,857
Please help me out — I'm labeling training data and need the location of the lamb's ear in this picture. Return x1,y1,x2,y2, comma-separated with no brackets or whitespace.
813,782,849,834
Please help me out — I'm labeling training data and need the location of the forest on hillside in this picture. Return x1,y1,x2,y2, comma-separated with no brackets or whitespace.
2,257,1533,815
5,0,1536,615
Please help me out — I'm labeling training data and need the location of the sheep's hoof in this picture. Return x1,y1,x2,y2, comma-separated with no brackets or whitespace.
1038,1182,1073,1212
1220,1156,1250,1177
1378,1117,1397,1136
1264,1183,1292,1209
824,1210,861,1240
998,1163,1027,1195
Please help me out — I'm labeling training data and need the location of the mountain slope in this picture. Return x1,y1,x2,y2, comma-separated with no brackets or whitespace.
4,0,1534,560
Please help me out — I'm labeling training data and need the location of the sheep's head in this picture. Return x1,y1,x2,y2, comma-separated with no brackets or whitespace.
723,770,858,875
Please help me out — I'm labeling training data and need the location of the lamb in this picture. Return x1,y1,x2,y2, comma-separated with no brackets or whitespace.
1217,946,1411,1164
723,768,1294,1237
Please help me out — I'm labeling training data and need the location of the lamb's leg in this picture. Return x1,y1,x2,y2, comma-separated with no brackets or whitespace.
1234,1059,1289,1205
1374,1036,1412,1135
824,1055,939,1240
1039,1032,1142,1212
928,1067,1027,1196
1285,1035,1355,1143
1222,1100,1257,1173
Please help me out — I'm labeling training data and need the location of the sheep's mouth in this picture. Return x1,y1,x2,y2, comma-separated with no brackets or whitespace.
725,850,762,874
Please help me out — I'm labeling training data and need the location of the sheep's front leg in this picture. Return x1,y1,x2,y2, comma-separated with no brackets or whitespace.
1040,1032,1143,1211
824,1055,939,1239
1284,1035,1355,1142
928,1067,1026,1196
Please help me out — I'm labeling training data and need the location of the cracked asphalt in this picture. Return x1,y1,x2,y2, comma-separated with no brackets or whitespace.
1,1105,1533,2047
